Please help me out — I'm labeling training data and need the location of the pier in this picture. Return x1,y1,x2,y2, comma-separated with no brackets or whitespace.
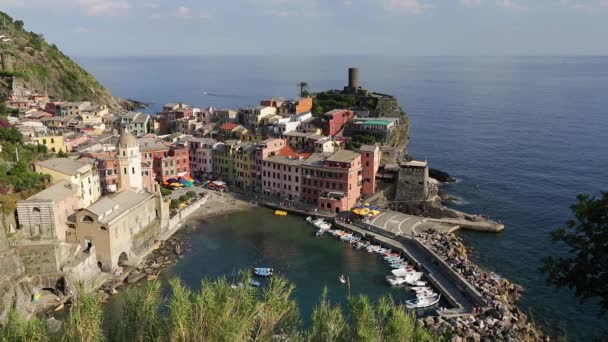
261,201,488,315
334,221,487,315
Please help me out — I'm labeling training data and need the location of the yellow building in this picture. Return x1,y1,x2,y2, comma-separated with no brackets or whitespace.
234,142,256,191
212,140,239,184
34,158,102,208
32,135,66,153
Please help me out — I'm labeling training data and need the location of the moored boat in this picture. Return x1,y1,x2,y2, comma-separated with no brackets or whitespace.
405,293,441,309
253,267,274,277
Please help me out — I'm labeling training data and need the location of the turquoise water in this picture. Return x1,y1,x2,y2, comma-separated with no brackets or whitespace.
105,209,439,327
80,56,608,339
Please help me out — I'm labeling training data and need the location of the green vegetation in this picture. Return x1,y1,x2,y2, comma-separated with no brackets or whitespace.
298,81,310,98
312,91,357,116
0,129,51,228
0,274,444,341
541,192,608,315
0,11,117,106
170,199,180,209
160,188,172,197
346,134,378,150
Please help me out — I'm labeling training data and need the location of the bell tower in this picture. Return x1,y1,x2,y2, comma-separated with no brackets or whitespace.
116,129,143,191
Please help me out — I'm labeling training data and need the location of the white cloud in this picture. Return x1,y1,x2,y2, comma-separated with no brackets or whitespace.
79,0,131,16
74,26,96,33
343,0,353,6
561,0,608,11
461,0,481,7
385,0,433,14
496,0,527,11
175,6,193,19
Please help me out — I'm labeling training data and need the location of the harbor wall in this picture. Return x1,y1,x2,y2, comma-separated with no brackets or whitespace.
410,238,487,308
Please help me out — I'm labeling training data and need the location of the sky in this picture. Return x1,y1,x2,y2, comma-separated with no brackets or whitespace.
1,0,607,56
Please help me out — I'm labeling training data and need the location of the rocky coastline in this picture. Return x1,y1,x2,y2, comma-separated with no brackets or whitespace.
417,230,546,341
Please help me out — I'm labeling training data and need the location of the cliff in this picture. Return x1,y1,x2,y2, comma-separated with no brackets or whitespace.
0,11,141,110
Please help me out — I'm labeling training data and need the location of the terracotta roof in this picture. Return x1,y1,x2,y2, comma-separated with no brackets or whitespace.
220,123,239,131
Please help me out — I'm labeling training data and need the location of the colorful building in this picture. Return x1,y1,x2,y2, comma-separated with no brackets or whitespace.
261,147,305,201
212,140,239,183
187,137,218,179
34,158,102,208
252,138,287,191
319,109,354,137
234,142,256,190
301,150,362,212
359,145,381,197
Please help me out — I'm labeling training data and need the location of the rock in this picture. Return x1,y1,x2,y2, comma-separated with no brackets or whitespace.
450,335,463,342
126,272,145,284
46,317,63,333
424,316,435,326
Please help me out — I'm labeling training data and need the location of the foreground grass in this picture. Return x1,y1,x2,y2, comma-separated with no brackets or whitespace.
0,273,445,342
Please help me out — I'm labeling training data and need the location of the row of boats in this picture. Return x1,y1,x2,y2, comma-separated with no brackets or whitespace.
306,216,441,309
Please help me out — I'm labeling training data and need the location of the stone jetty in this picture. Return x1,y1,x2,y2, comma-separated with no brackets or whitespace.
418,230,545,341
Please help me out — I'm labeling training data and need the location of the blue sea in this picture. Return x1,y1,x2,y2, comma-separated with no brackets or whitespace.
78,56,608,340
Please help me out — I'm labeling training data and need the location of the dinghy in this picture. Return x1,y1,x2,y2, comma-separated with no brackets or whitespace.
405,293,441,309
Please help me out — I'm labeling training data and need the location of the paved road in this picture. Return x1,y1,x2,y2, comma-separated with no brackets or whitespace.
369,210,457,236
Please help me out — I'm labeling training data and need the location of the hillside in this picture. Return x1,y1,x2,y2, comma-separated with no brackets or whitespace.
0,11,139,109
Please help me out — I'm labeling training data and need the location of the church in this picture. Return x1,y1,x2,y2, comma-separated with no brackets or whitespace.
74,130,169,272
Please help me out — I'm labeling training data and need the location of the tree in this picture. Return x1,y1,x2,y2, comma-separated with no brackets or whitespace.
541,192,608,314
297,81,309,98
57,149,67,158
0,127,23,144
14,20,24,29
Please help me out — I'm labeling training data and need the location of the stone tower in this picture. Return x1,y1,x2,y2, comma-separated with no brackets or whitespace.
0,52,14,72
117,129,143,191
395,160,429,204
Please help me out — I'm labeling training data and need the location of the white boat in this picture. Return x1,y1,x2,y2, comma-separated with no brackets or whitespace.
405,294,441,309
386,271,423,287
316,229,325,236
410,286,431,292
391,268,416,277
339,275,346,284
306,216,313,223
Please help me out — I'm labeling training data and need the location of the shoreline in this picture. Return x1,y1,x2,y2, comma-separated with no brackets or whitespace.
92,191,254,303
84,189,544,340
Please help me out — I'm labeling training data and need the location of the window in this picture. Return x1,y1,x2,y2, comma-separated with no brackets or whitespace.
32,207,41,212
82,215,94,223
100,226,107,231
124,168,127,174
132,167,135,174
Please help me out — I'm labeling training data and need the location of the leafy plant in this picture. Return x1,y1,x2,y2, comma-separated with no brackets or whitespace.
541,192,608,315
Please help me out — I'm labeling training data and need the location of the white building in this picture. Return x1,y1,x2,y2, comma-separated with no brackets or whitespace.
117,130,143,191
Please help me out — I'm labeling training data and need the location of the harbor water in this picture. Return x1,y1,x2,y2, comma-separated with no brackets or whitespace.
104,209,441,327
80,56,608,340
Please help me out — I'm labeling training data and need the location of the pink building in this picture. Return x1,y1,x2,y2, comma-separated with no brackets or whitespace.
65,134,91,152
187,137,218,179
319,109,354,137
261,146,305,201
141,162,155,192
252,138,287,190
302,150,362,213
359,145,381,197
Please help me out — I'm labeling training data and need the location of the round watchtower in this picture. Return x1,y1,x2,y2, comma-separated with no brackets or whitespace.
0,52,13,72
348,67,359,89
